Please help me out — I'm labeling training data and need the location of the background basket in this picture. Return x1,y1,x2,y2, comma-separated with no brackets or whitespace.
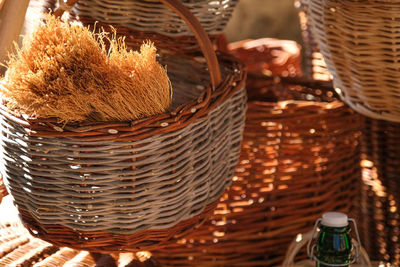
53,0,238,53
152,74,362,266
1,0,247,252
294,0,330,81
297,1,400,264
227,38,302,77
0,219,161,266
357,118,400,266
306,0,400,122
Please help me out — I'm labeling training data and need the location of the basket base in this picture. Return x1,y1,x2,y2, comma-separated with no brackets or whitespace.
17,201,218,253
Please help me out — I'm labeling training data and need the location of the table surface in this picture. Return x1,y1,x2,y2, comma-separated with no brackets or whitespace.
0,196,161,267
0,197,393,267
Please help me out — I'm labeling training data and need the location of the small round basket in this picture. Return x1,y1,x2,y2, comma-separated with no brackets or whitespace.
55,0,238,53
0,0,247,253
227,38,302,77
153,75,362,266
306,0,400,122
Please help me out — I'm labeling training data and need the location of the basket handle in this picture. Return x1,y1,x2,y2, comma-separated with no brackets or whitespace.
54,0,222,89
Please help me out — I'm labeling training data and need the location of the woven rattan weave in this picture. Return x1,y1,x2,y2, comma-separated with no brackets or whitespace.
153,74,362,266
0,220,161,266
0,0,247,252
357,118,400,265
295,0,330,81
71,0,238,37
306,0,400,122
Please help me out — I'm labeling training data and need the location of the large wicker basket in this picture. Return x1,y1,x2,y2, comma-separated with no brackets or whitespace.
153,74,362,266
306,0,400,122
0,0,247,253
52,0,238,53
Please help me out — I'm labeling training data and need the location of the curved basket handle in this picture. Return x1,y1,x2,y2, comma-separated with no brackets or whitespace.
282,231,372,267
53,0,222,89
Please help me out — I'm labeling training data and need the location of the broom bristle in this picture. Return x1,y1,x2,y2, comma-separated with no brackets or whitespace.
0,15,171,123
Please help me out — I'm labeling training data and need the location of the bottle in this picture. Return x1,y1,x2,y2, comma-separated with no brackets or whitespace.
315,212,352,267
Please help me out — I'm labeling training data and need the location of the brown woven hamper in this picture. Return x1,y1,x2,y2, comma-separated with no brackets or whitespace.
152,74,362,267
306,0,400,122
0,0,247,253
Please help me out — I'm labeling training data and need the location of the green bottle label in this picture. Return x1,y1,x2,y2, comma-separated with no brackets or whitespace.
316,225,352,267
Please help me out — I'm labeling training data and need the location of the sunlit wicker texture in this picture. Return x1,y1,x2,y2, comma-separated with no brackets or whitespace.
307,0,400,122
71,0,238,37
358,118,400,265
153,76,362,266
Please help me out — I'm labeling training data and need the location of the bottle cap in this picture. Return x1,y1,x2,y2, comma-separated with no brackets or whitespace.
321,212,348,227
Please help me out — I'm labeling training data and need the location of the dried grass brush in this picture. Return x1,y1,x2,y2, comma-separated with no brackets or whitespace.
0,15,171,123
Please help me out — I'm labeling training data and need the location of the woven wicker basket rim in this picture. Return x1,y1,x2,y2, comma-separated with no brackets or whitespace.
0,53,245,141
247,75,346,112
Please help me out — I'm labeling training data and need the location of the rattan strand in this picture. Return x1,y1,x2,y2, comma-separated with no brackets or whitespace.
0,220,161,266
70,0,238,37
153,74,362,266
307,0,400,122
0,176,6,204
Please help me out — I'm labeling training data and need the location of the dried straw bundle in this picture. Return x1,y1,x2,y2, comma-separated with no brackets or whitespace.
0,15,171,123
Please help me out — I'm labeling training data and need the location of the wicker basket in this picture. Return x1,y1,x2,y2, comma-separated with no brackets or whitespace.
0,220,161,266
52,0,238,53
153,74,362,266
227,38,302,77
294,0,330,81
0,0,247,253
357,118,400,266
306,0,400,122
